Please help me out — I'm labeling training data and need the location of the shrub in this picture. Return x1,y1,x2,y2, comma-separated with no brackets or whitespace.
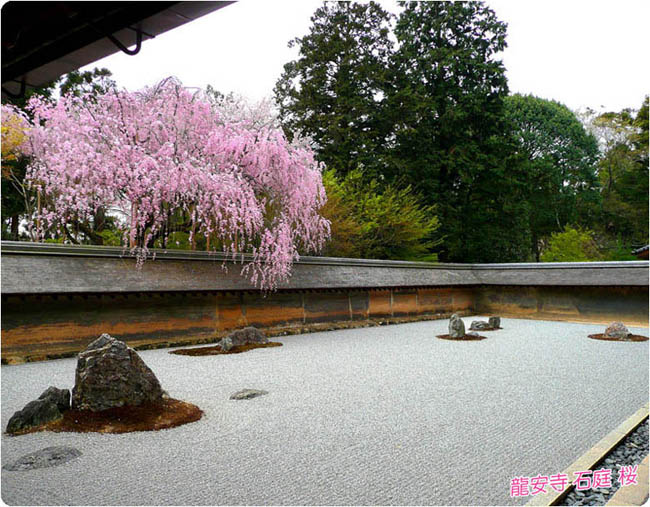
540,226,601,262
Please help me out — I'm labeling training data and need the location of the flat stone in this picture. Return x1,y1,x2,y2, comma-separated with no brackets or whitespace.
469,320,492,331
466,331,480,337
230,389,269,400
3,446,82,471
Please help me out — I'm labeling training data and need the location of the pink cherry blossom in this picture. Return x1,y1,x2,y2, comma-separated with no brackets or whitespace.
18,77,330,290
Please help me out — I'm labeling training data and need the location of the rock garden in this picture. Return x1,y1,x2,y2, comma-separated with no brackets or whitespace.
1,318,647,505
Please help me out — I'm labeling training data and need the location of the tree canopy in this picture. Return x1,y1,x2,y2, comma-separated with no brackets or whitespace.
11,77,330,290
320,168,440,261
504,94,601,260
580,97,648,253
276,0,535,262
4,3,647,268
387,1,530,262
274,1,394,179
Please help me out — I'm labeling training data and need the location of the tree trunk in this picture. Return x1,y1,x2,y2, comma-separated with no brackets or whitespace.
10,215,19,240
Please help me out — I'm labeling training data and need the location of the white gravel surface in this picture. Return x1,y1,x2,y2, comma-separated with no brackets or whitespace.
1,317,648,505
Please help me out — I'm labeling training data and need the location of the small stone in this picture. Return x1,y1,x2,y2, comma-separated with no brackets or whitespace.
604,322,631,339
467,331,480,337
229,389,269,400
448,314,465,338
488,316,501,328
2,446,81,471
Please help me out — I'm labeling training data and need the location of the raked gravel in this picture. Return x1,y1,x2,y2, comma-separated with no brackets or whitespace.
1,317,648,505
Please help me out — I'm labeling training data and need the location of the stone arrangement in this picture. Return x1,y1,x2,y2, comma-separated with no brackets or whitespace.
6,334,171,434
470,316,501,331
469,321,492,331
588,322,647,342
488,316,501,329
438,314,501,340
218,326,268,352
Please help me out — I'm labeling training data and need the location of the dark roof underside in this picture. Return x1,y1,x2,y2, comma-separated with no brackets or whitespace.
1,1,232,98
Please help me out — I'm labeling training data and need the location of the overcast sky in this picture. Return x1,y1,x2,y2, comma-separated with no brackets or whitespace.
82,0,650,113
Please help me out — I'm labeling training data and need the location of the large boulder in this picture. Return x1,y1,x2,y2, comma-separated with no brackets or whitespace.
6,387,70,434
71,334,164,412
448,314,466,338
219,327,268,352
604,322,631,340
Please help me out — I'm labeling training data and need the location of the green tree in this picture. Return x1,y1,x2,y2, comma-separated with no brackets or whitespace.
274,1,394,178
580,97,649,252
58,68,116,97
504,94,600,260
320,169,440,261
387,1,528,262
540,226,601,262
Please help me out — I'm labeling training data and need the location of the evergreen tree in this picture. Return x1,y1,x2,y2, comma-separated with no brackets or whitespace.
274,1,394,179
387,1,527,262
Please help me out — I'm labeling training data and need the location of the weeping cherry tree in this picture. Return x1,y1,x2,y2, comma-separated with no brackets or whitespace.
13,77,330,290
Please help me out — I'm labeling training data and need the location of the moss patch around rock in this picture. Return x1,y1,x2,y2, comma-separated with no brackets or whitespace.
169,341,283,356
436,334,487,341
588,334,648,342
7,399,203,435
